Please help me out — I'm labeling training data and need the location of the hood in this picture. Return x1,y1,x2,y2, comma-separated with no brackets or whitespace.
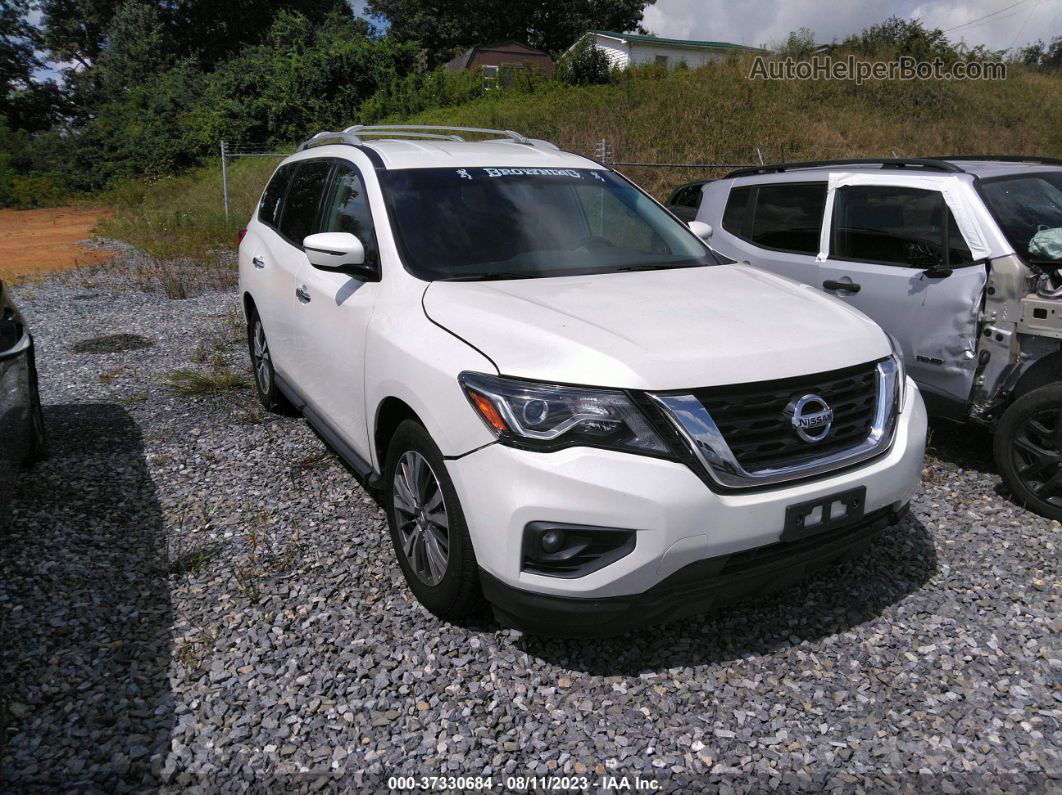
422,265,891,390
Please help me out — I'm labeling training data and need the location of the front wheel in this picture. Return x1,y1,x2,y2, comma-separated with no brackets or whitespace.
383,420,484,620
994,383,1062,520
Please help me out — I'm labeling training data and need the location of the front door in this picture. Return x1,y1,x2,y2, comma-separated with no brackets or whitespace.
817,182,987,403
293,160,381,462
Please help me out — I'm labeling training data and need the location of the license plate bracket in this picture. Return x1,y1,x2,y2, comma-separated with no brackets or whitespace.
782,486,866,542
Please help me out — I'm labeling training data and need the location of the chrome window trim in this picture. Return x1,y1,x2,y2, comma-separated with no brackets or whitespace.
649,358,900,488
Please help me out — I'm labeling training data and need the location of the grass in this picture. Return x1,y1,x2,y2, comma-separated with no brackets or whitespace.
98,57,1062,260
164,367,249,395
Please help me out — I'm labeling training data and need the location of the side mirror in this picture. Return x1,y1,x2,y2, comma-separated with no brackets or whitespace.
688,221,713,242
303,232,379,281
924,265,953,279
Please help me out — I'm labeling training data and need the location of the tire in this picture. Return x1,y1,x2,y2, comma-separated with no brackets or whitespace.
994,383,1062,520
247,309,293,414
383,419,484,620
23,344,47,464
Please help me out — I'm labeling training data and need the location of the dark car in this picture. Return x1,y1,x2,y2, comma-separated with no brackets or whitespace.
665,179,711,222
0,279,46,504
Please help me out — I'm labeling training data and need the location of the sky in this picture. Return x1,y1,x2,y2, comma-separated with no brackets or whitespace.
641,0,1062,51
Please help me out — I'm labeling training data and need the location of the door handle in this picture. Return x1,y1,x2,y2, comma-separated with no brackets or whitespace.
252,256,265,269
823,280,861,293
295,285,311,303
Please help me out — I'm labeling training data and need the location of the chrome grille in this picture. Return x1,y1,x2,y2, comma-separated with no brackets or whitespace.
692,362,879,471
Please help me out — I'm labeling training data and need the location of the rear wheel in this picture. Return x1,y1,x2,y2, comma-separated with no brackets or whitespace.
994,383,1062,520
246,309,293,414
384,420,483,619
24,345,47,464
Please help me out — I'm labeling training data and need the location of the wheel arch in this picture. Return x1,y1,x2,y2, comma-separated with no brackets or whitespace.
242,291,257,322
374,396,423,473
1010,349,1062,403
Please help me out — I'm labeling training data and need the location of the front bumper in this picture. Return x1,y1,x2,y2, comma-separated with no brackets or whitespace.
445,379,926,627
481,502,906,637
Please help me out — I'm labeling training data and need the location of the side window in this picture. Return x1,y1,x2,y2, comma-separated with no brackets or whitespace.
321,162,378,263
722,185,753,236
750,183,827,254
831,185,974,268
721,183,827,255
258,165,292,228
278,159,332,245
672,183,704,209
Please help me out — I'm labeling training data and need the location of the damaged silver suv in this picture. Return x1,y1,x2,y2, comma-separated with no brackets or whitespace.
691,156,1062,519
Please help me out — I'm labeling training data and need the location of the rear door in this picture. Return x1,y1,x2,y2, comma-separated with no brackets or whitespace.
707,180,827,286
817,182,987,403
258,158,333,375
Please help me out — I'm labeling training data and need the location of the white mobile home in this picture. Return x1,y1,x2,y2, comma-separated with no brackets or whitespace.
570,30,763,69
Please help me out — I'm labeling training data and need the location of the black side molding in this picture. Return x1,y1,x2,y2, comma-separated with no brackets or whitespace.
274,371,376,480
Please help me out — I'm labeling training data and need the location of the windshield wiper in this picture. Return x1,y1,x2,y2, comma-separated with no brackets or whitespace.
439,272,538,282
613,263,694,273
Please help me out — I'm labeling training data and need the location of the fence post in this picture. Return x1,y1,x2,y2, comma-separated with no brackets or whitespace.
594,138,614,167
220,139,230,221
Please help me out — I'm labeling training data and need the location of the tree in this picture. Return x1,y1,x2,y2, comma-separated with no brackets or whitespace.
1,0,40,96
557,39,612,85
1016,37,1062,72
840,17,958,62
779,27,816,59
366,0,655,67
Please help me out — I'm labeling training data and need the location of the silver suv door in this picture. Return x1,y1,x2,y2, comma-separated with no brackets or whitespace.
701,180,827,286
818,182,987,403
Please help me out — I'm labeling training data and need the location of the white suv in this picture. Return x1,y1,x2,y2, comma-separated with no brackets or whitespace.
238,125,927,636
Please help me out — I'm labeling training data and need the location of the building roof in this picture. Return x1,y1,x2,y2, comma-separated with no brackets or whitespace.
445,40,551,71
591,30,764,53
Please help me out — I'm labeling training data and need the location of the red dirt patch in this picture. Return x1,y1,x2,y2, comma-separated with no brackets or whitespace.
0,206,118,280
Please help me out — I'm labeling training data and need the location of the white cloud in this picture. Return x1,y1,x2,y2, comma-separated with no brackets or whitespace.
640,0,1062,51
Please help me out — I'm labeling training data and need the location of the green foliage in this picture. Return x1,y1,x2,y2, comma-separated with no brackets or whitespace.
557,40,614,85
1016,37,1062,72
839,16,961,62
779,27,816,59
366,0,655,66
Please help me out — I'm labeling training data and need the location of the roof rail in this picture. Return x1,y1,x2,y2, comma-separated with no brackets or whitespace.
726,157,965,178
297,124,541,152
928,154,1062,167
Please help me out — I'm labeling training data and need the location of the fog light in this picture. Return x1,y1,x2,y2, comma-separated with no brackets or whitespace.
540,529,565,553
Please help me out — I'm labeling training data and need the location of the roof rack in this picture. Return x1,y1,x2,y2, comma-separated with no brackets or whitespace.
726,157,965,179
297,124,544,152
928,154,1062,167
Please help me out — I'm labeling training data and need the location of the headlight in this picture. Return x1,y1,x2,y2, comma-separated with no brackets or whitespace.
885,334,907,411
459,372,669,455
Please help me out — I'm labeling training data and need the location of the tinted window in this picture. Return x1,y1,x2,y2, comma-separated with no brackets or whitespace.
278,160,332,245
321,163,378,262
832,185,974,267
259,165,292,227
380,168,711,281
722,186,753,235
671,183,704,208
752,183,826,254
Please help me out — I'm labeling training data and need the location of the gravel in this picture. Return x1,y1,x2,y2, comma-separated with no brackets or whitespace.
1,259,1058,792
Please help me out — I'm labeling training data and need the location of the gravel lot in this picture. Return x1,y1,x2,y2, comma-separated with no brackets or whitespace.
1,259,1058,792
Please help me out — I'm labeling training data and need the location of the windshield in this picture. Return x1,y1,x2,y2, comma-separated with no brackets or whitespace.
981,172,1062,265
380,167,714,280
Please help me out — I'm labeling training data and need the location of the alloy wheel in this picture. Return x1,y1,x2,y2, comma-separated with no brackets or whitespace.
1012,407,1062,509
253,320,272,394
392,450,450,586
